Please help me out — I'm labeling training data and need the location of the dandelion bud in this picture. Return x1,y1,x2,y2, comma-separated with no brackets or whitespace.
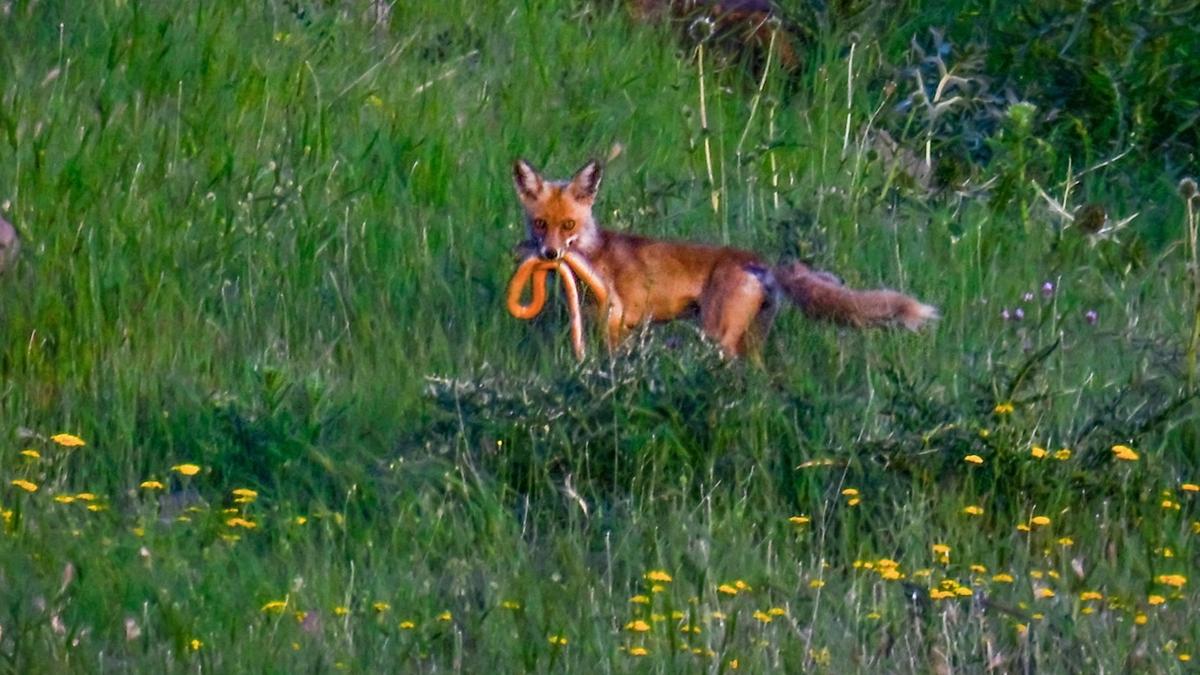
1179,177,1198,201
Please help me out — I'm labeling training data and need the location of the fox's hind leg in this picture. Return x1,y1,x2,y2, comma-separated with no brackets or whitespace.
700,264,769,356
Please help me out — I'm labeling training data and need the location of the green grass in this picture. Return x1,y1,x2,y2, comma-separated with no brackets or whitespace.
0,0,1198,671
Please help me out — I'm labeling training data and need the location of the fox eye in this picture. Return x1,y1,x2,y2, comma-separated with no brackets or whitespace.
562,219,575,231
532,218,547,232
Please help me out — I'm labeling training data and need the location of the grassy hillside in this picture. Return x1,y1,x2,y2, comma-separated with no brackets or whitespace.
0,0,1197,671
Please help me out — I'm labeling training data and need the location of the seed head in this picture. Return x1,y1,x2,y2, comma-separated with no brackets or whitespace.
1074,203,1107,234
1179,177,1198,201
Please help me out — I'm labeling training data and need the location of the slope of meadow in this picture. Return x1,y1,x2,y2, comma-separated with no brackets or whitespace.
0,0,1197,671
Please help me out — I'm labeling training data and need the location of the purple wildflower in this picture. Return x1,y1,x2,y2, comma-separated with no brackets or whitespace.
1022,292,1034,302
1001,309,1011,321
1041,281,1054,298
1085,310,1098,325
1014,308,1025,320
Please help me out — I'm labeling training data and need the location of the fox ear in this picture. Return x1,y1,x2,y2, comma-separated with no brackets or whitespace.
513,159,544,203
567,159,603,203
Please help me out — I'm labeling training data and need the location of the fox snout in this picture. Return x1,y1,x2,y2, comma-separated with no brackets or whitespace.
539,245,564,261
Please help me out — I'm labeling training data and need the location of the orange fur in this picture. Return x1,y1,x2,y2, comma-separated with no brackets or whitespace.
511,158,937,356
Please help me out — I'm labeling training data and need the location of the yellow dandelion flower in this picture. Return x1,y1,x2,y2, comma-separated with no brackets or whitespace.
399,620,415,629
437,611,452,622
1016,523,1031,532
1079,591,1103,601
86,503,106,512
261,600,288,613
140,480,165,490
1111,445,1138,461
1036,588,1055,599
650,584,665,593
768,607,786,616
1182,483,1200,492
333,606,349,616
548,634,568,646
978,428,991,438
189,638,202,651
841,488,859,496
931,543,951,555
994,402,1014,414
1054,448,1071,460
809,579,826,589
1162,499,1180,510
866,611,882,620
711,611,726,620
970,564,987,574
1180,654,1191,662
1148,594,1166,605
225,517,256,529
75,492,96,501
1156,574,1187,588
1081,606,1095,614
1057,537,1074,546
501,600,521,610
51,434,86,447
963,505,984,516
734,580,751,590
1134,613,1148,625
630,594,650,604
625,620,650,632
992,573,1015,583
371,602,390,613
729,658,740,669
1030,516,1051,527
964,454,984,464
718,584,738,595
53,495,75,504
644,570,673,583
1030,446,1048,458
788,515,811,525
10,479,37,493
929,589,954,600
954,587,973,597
752,610,772,623
20,449,39,459
171,464,201,476
628,646,648,656
293,516,308,525
1163,547,1176,558
847,497,861,506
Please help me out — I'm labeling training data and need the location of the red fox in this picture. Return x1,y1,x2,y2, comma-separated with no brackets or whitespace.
512,158,937,356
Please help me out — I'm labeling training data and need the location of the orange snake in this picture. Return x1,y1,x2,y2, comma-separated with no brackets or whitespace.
505,251,609,361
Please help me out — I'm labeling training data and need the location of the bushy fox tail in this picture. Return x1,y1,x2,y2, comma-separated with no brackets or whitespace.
770,262,938,331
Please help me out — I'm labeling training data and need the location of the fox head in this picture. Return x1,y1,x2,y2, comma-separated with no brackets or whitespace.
512,158,603,260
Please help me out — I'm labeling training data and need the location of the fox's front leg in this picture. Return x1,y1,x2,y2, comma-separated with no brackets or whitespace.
605,294,626,350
